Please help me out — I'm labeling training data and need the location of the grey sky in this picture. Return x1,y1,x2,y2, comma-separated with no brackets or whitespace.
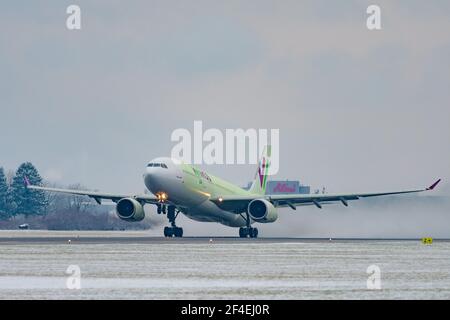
1,1,449,236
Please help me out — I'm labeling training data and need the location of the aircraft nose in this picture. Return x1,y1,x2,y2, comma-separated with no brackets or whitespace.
144,167,163,190
144,167,157,181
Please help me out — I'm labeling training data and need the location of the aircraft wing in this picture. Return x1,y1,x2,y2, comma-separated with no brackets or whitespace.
211,179,441,212
25,179,159,205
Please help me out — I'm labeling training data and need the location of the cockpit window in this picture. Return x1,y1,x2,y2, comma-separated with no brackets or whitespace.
147,162,168,169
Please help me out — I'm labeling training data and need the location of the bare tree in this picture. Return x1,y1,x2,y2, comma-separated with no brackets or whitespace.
66,183,93,213
45,182,93,214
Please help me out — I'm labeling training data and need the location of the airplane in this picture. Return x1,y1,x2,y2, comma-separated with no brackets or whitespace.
25,146,441,238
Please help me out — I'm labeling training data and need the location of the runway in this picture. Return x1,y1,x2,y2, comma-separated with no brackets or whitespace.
0,230,448,244
1,231,450,299
0,230,341,244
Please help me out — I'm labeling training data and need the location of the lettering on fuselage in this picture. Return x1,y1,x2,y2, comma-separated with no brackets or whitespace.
192,167,212,183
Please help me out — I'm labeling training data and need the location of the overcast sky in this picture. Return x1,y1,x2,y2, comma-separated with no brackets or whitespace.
1,1,449,236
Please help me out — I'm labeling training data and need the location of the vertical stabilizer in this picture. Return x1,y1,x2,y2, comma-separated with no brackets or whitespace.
249,146,271,195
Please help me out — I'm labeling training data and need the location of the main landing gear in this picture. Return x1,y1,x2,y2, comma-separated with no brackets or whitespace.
161,205,183,238
239,212,258,238
239,227,258,238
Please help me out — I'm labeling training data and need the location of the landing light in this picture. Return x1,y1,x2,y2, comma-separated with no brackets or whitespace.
218,197,223,202
156,192,168,202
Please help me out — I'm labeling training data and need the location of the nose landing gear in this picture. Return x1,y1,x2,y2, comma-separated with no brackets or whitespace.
163,205,183,237
157,204,166,214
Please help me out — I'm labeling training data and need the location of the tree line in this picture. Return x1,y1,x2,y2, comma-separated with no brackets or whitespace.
0,162,47,219
0,163,158,230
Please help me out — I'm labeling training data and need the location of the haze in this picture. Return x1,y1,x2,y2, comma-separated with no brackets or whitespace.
1,1,449,236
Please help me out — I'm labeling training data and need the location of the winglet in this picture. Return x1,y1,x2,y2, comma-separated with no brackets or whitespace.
23,176,31,188
426,179,441,190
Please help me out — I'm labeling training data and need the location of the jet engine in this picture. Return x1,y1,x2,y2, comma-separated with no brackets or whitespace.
247,199,278,223
116,198,145,221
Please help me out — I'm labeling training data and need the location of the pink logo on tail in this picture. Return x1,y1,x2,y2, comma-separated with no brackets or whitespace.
258,157,266,188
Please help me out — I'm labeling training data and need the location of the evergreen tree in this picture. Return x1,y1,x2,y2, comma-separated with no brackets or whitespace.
0,167,9,219
10,162,47,216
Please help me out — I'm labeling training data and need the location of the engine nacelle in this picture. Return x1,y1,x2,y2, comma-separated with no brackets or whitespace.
247,199,278,223
116,198,145,222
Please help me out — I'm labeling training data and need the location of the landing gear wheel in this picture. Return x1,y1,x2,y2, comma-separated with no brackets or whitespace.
250,228,258,238
164,227,183,237
239,211,259,238
164,206,183,237
174,227,183,238
239,227,258,238
164,226,172,237
239,227,248,238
